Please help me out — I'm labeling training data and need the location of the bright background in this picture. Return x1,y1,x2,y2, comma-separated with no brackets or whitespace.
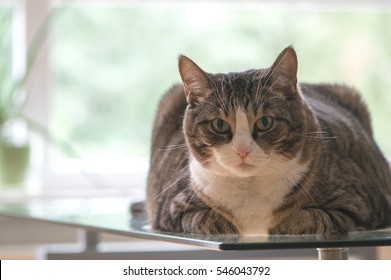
52,2,391,161
1,0,391,261
0,0,391,196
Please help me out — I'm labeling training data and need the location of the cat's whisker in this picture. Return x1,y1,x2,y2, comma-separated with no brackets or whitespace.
263,49,290,87
255,77,282,110
254,80,265,109
175,161,189,173
299,130,328,134
256,50,293,108
154,168,189,200
175,189,195,216
157,136,201,153
254,73,282,110
257,96,281,113
270,150,293,160
293,174,316,203
295,130,332,135
159,144,188,152
254,70,268,106
215,78,229,114
202,100,223,112
257,62,284,104
275,156,320,202
292,128,338,140
267,160,315,204
177,191,198,216
294,133,337,140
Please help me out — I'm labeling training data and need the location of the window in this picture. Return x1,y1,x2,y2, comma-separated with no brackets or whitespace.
3,0,391,197
0,6,12,122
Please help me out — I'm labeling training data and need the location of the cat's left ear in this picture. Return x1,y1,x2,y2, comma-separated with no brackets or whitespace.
178,55,212,105
269,46,298,95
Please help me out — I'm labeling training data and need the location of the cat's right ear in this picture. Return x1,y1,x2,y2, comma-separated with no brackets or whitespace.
178,55,212,105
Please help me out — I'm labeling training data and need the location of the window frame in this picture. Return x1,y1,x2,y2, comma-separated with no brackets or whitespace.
16,0,149,197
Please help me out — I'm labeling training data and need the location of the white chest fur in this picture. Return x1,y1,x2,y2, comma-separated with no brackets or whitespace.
190,156,308,235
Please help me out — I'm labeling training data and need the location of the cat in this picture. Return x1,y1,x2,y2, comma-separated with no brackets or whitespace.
145,46,391,235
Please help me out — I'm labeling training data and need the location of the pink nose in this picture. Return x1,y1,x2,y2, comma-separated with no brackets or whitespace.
234,147,251,160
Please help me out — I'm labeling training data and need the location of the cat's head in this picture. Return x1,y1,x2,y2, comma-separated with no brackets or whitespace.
179,47,311,178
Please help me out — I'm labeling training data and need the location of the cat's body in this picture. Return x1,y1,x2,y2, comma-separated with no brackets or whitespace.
146,47,391,235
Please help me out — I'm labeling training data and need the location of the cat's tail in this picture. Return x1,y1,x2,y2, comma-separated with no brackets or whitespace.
130,200,147,219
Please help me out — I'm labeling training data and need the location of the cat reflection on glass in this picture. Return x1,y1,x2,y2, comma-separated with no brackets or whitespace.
145,47,391,236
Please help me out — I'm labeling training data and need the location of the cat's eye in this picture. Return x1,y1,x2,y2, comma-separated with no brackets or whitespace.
211,118,230,133
255,116,273,131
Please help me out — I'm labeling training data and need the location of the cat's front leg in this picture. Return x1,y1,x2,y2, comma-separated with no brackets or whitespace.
166,191,238,235
269,207,359,235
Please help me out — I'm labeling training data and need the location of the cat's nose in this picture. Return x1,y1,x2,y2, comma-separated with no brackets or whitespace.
234,147,251,160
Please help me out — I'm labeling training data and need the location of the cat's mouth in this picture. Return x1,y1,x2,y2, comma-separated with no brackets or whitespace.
236,162,256,171
229,162,258,177
238,162,253,167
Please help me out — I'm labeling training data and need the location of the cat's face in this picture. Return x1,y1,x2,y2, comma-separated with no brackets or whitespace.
180,47,308,178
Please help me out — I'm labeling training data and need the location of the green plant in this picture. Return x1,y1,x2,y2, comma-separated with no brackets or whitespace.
0,7,57,128
0,7,55,185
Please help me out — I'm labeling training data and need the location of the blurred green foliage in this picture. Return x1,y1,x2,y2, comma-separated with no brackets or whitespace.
49,4,391,158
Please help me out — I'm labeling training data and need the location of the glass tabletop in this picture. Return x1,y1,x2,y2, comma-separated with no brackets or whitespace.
0,198,391,250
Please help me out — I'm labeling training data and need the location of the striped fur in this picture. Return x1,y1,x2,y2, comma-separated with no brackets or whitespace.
146,47,391,235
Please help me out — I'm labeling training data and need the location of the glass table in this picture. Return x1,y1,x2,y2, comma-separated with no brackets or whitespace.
1,197,390,260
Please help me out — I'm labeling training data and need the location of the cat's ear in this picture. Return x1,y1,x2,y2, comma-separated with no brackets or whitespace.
268,46,298,94
178,55,212,105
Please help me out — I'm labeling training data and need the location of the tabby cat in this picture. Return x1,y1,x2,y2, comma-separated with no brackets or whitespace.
146,47,391,235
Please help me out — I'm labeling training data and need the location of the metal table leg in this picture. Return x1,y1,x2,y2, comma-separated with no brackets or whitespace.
79,229,100,252
317,248,349,260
